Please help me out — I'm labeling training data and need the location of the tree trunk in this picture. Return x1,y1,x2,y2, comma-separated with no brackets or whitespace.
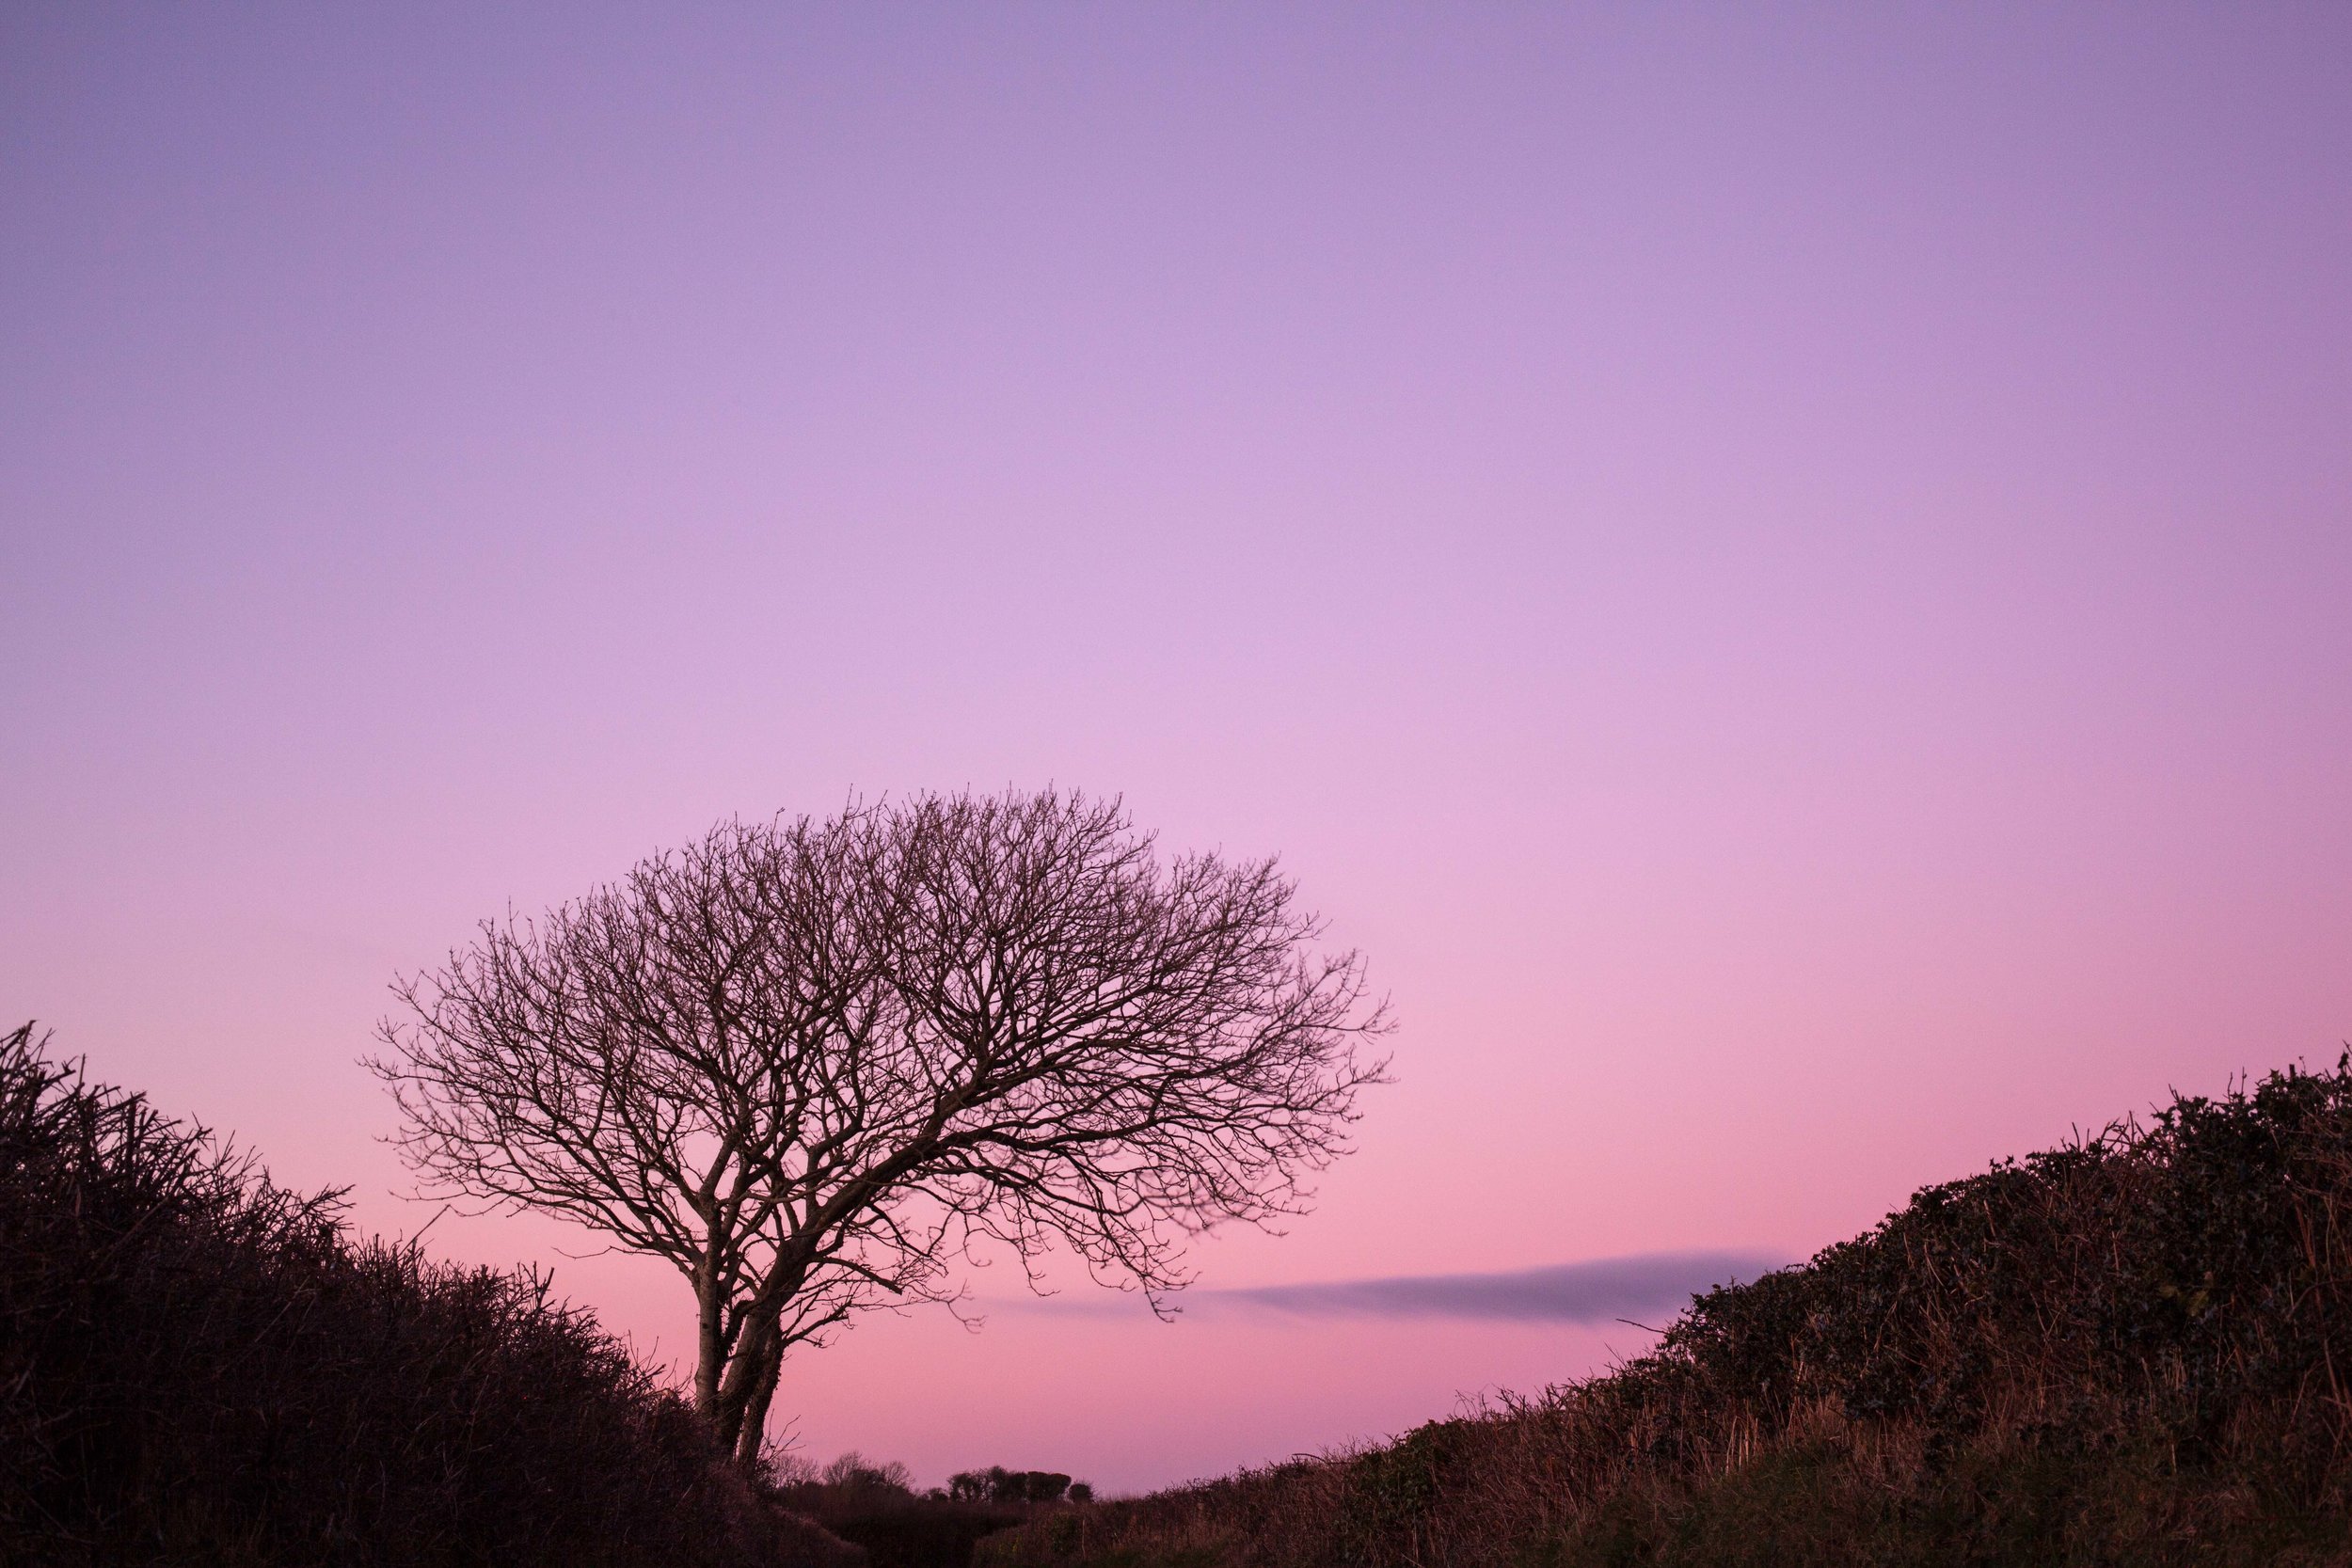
732,1328,787,1470
693,1264,726,1427
706,1311,785,1468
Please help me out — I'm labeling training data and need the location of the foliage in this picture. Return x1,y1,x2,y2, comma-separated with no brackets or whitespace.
977,1056,2352,1567
781,1456,1057,1568
0,1023,851,1567
951,1467,1079,1505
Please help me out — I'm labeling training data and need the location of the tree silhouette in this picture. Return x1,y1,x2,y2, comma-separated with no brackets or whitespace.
372,790,1389,1465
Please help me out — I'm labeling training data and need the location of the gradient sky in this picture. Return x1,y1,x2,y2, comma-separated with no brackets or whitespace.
5,4,2350,1496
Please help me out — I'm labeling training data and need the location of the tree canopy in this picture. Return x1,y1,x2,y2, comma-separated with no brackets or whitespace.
372,790,1389,1464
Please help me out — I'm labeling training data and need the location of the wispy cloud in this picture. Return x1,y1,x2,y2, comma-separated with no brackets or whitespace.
997,1251,1784,1324
1216,1252,1783,1324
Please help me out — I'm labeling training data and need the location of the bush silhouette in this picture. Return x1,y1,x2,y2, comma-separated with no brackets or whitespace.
980,1054,2352,1567
781,1456,1066,1566
947,1466,1078,1506
0,1023,845,1567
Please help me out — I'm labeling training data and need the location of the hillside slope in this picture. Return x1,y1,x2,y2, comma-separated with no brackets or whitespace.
981,1058,2352,1567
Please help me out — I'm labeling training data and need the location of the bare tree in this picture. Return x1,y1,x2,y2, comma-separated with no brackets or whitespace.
371,791,1389,1466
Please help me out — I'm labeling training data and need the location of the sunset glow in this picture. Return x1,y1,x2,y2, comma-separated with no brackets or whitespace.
5,6,2348,1497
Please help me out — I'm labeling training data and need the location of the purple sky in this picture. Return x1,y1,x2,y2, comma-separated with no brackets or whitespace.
6,4,2350,1495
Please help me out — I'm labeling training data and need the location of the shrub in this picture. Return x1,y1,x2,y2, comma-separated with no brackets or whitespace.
979,1054,2352,1567
786,1458,1036,1567
0,1023,849,1567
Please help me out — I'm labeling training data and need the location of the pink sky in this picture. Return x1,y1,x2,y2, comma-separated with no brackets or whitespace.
5,5,2349,1496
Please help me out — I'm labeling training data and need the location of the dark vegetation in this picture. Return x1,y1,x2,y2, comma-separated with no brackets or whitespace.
24,996,2352,1567
773,1454,1092,1568
0,1023,854,1567
981,1057,2352,1567
946,1466,1090,1506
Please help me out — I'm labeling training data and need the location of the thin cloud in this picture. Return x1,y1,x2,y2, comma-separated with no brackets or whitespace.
995,1251,1783,1324
1217,1252,1783,1324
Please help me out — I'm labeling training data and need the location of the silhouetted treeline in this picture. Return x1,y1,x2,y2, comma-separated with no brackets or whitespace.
772,1453,1089,1568
947,1467,1084,1506
0,1023,852,1567
982,1055,2352,1566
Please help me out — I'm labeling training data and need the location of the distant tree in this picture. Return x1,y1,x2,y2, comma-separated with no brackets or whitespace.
765,1449,822,1486
950,1466,1073,1506
819,1451,914,1496
371,790,1389,1466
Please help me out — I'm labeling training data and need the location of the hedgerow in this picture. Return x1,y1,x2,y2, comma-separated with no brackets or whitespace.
0,1022,850,1567
981,1056,2352,1567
